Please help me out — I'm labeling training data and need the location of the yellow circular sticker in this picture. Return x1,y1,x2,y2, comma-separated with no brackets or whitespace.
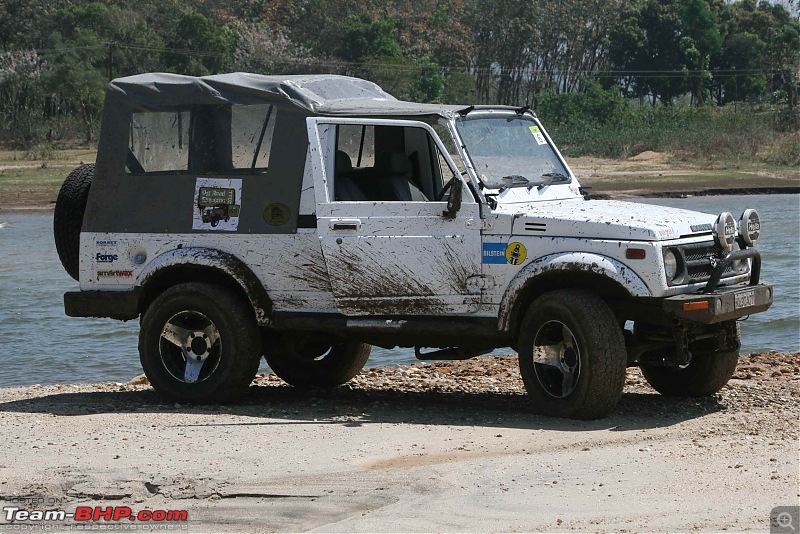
263,203,290,226
505,242,527,265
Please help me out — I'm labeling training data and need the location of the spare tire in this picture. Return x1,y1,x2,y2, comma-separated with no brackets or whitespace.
54,163,94,280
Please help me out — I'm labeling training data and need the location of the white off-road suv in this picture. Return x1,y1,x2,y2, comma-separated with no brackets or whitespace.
54,73,772,419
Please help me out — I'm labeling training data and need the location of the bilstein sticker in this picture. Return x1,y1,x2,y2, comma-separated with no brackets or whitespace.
529,126,546,145
506,242,527,265
483,242,507,264
483,242,528,265
192,178,242,231
263,203,290,226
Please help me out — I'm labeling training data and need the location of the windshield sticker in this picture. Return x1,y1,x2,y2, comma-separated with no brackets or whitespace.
264,203,291,226
506,242,527,265
483,242,507,264
529,126,547,145
192,178,242,231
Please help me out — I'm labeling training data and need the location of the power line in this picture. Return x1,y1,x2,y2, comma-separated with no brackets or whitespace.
3,41,794,80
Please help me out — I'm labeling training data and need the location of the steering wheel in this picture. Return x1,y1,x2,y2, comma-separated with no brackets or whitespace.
436,177,456,201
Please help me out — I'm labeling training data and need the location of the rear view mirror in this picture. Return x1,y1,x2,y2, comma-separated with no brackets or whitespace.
443,178,463,219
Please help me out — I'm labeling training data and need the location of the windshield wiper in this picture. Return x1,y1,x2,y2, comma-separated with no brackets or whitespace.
536,172,570,190
497,175,531,193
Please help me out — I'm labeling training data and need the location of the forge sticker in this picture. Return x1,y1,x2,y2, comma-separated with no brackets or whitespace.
529,125,547,145
505,242,527,265
263,203,290,226
192,178,242,231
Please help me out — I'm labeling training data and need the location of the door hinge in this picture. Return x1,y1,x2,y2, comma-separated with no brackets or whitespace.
466,275,495,293
466,218,492,230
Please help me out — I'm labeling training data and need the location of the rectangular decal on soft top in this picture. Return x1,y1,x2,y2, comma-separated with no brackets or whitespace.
192,178,242,231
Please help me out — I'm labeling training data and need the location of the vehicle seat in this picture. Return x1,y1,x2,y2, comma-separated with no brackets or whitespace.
334,151,366,201
380,152,427,201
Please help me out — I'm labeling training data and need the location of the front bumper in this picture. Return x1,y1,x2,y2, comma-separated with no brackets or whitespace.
663,282,773,324
64,289,141,321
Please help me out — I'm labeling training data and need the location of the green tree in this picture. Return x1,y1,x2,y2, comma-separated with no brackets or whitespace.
411,58,444,102
44,31,107,143
610,0,704,105
163,9,236,75
441,72,478,104
681,0,722,105
54,3,164,78
713,0,800,107
340,13,403,61
0,50,47,144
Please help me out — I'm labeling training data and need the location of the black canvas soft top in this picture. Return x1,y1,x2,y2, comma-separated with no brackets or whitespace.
106,72,467,117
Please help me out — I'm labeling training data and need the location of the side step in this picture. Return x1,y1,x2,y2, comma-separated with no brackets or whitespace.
414,346,494,361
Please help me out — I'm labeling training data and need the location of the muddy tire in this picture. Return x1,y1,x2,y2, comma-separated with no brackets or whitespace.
139,283,261,403
517,289,627,420
266,339,371,387
53,164,94,280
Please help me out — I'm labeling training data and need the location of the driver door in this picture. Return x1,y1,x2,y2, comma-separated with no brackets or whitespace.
309,118,482,316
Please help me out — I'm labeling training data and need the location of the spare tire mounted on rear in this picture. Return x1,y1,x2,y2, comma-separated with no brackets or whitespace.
54,163,94,280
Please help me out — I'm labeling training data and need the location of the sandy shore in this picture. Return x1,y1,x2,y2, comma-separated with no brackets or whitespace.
0,352,797,532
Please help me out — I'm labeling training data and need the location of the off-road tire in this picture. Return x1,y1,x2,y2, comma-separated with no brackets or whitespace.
640,322,740,397
139,283,261,403
517,289,627,419
266,340,371,387
54,163,94,280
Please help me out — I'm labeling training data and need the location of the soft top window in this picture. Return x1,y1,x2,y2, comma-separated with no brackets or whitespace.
127,104,277,174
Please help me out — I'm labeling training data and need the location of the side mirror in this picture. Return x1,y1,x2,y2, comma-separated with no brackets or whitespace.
443,178,463,219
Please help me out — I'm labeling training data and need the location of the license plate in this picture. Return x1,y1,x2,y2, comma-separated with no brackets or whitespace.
734,289,756,309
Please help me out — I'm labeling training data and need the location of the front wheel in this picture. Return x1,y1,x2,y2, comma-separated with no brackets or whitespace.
139,283,261,403
639,321,740,397
265,338,371,387
517,289,627,419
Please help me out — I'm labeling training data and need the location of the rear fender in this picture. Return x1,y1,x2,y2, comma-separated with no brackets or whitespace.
138,247,271,325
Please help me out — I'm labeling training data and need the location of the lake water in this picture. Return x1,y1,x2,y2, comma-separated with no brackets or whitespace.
0,194,797,387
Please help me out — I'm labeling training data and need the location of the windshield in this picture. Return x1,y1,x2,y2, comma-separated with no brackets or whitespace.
455,115,570,189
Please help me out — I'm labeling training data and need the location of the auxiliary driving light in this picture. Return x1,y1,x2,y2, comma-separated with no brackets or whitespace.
713,212,736,251
739,209,761,247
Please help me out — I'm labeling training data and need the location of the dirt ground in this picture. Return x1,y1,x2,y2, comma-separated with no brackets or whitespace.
569,153,799,197
0,352,797,532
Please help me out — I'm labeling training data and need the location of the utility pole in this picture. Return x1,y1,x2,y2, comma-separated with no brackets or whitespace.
107,42,114,81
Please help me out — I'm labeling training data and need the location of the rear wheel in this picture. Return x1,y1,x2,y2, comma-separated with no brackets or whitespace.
517,289,627,419
265,337,371,387
139,283,261,403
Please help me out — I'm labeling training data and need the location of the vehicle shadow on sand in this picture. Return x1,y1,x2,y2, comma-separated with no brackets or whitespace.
0,382,728,432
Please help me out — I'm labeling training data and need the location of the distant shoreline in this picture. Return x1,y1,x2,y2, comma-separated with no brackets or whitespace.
588,186,800,200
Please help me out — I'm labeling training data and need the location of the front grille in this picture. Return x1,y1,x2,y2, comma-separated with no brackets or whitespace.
681,241,736,282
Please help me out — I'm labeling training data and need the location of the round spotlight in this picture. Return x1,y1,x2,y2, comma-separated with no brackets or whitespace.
739,209,761,246
714,212,736,252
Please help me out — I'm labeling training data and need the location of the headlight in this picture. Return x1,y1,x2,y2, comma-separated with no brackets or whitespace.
713,212,736,252
739,209,761,247
663,248,679,282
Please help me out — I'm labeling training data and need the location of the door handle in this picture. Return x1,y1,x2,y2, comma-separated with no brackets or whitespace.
330,219,361,231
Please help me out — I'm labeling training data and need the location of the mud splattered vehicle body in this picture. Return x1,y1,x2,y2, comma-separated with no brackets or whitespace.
55,73,773,418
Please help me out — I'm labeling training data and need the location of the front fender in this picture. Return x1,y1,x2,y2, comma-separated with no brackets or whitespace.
497,252,651,332
138,247,271,325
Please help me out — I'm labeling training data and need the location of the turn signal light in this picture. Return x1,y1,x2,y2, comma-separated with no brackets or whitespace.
625,248,646,259
683,301,709,311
